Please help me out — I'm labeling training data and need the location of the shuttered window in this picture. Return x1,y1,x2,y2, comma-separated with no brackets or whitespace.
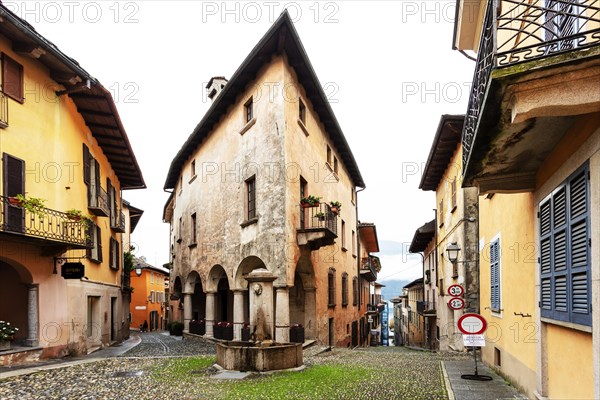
87,223,103,263
2,153,25,232
2,54,24,103
328,268,336,307
109,237,120,270
490,239,501,311
341,273,348,306
539,163,591,326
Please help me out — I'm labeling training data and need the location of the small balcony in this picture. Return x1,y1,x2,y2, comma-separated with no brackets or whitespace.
296,203,338,250
416,301,436,317
460,0,600,192
110,209,126,233
88,186,109,217
0,195,89,250
360,256,380,282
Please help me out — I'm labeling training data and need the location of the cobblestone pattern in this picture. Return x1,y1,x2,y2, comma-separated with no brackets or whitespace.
0,333,472,400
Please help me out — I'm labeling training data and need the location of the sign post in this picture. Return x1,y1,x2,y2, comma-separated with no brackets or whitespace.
457,313,492,381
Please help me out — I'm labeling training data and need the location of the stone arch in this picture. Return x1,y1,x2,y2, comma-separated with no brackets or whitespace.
172,275,183,298
234,256,268,290
206,265,232,324
206,264,229,292
0,258,34,344
289,248,317,339
185,271,205,321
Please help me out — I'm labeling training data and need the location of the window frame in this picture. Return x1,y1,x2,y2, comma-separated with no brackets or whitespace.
190,213,197,245
2,53,24,103
245,175,257,222
341,273,349,307
299,97,306,125
328,268,336,308
87,223,103,263
490,237,501,313
244,96,253,123
352,276,358,306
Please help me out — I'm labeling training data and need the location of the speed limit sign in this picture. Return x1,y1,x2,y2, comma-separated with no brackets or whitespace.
447,284,464,297
447,297,465,310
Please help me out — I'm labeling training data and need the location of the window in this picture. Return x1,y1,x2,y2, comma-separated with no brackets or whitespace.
109,237,120,270
451,178,457,211
2,54,24,102
244,97,253,123
86,223,102,263
328,268,336,307
2,153,25,233
352,277,358,306
300,176,307,228
191,213,197,244
87,296,100,338
351,230,356,256
150,291,155,303
191,160,196,178
150,272,154,284
179,175,183,194
341,220,346,250
333,156,338,175
490,238,501,311
540,163,591,326
326,145,332,166
177,217,183,243
83,144,102,210
341,273,349,306
299,98,306,124
438,199,444,227
351,187,356,205
246,175,256,221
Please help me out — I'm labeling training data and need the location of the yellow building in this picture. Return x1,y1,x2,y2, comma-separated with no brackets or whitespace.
418,115,480,352
163,11,376,348
403,278,424,348
454,1,599,398
0,5,144,364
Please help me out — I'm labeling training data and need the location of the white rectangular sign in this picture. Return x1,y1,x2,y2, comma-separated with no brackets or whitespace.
463,334,486,347
135,306,147,310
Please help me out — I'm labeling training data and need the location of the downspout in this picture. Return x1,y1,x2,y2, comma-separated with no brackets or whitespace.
355,186,366,309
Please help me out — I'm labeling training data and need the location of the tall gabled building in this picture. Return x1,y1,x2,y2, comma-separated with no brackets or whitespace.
164,11,377,347
0,4,145,363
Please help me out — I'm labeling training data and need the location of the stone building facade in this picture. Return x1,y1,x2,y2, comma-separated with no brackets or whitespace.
164,12,378,347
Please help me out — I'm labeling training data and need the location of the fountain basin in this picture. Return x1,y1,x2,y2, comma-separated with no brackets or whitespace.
216,341,303,371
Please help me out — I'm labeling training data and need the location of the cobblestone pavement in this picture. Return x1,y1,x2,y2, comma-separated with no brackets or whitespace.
119,332,216,357
0,333,477,400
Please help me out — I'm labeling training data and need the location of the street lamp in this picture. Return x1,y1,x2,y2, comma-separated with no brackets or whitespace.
135,265,143,277
446,242,461,264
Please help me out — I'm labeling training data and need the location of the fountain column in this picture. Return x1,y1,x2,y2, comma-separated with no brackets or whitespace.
245,268,276,341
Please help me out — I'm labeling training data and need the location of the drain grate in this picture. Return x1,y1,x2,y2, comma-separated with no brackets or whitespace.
113,371,144,378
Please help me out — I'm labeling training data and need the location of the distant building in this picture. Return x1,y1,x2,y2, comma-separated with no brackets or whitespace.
403,278,424,348
130,257,169,331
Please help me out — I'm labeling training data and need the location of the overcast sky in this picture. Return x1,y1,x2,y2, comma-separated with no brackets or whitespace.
15,1,474,281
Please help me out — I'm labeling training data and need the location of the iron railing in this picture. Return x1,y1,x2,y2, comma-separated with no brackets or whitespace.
361,256,379,281
0,92,8,128
88,186,109,217
298,202,338,236
462,0,600,171
111,209,126,232
0,195,88,247
417,300,436,315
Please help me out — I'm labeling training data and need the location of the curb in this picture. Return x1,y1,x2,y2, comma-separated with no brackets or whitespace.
440,361,455,400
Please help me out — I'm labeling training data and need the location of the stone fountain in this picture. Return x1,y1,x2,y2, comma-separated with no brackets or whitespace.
215,268,303,372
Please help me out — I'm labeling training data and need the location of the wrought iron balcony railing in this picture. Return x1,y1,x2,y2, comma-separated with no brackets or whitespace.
417,301,436,315
88,186,109,217
111,209,126,233
0,195,89,248
361,256,380,282
462,0,600,172
298,202,338,235
0,92,8,128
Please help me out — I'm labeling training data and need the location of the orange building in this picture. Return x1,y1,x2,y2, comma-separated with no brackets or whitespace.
129,257,169,331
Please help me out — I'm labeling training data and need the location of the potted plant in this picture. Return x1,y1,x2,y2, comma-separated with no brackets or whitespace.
315,212,326,221
0,321,19,351
65,209,94,229
300,195,321,208
329,201,342,215
10,194,46,218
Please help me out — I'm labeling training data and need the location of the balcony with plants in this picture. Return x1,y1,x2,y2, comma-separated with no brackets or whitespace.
296,196,338,249
1,195,89,250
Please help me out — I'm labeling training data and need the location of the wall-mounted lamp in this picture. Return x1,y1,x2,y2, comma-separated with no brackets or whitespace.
135,266,143,276
446,242,461,264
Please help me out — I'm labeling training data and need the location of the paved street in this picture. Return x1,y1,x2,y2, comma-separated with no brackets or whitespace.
0,333,524,400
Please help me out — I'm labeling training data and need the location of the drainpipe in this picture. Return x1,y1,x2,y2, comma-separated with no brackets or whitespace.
355,186,366,309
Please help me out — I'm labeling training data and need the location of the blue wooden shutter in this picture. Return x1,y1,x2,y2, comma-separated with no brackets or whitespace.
540,200,552,316
490,239,500,311
568,168,591,326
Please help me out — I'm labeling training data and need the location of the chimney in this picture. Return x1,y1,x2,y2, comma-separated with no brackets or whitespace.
206,76,228,101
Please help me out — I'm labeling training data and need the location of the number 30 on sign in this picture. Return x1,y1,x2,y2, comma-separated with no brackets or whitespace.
447,284,464,297
447,297,465,310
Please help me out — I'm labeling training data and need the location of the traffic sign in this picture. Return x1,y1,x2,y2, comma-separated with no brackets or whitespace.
447,284,464,297
457,313,487,335
447,297,465,310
